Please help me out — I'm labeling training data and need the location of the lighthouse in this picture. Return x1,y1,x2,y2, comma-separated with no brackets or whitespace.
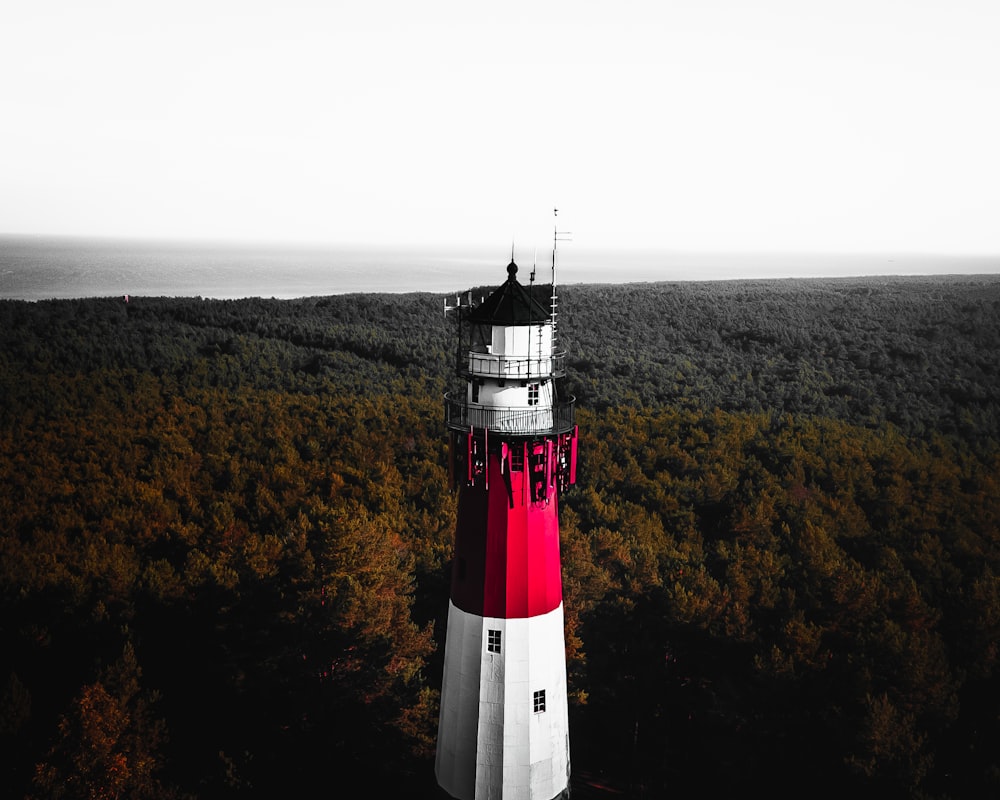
436,248,577,800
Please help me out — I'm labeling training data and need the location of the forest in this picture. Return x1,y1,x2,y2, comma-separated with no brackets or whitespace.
1,273,998,798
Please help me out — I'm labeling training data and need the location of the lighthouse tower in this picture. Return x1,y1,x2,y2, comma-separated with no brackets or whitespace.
436,253,578,800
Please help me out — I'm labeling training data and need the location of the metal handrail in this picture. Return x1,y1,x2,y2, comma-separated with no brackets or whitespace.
444,393,576,436
458,350,567,380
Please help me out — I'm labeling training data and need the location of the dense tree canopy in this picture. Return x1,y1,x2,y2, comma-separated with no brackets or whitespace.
1,275,998,797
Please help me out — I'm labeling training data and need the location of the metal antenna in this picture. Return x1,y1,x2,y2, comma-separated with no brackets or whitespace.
551,208,572,337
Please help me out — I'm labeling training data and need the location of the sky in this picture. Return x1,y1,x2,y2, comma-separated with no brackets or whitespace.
3,1,999,262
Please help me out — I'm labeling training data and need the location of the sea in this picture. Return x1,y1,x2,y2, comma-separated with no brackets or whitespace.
2,234,998,301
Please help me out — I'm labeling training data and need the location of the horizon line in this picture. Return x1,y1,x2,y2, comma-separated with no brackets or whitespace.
2,231,999,263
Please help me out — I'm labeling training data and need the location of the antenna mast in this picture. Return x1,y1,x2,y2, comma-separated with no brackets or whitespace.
551,207,572,342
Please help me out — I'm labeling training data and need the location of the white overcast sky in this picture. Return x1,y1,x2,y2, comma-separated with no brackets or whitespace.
2,0,998,257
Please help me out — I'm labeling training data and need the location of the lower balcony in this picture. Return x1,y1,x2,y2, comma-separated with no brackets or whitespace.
444,393,576,436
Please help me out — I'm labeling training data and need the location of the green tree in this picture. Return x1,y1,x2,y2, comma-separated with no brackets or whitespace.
30,643,180,800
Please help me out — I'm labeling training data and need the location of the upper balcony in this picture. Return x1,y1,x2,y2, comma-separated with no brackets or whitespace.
459,350,567,381
444,393,576,436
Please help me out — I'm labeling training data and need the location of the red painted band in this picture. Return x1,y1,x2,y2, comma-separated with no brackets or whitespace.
450,450,563,618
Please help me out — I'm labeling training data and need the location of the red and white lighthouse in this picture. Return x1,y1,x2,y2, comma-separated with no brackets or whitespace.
436,254,577,800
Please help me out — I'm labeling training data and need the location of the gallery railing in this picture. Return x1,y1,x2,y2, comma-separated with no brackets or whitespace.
444,394,576,436
458,351,567,380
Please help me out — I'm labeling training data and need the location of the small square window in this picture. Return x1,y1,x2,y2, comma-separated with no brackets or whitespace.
533,689,546,713
527,383,540,405
488,629,501,654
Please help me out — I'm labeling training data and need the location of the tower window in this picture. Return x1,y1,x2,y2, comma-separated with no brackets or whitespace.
528,383,539,405
487,629,501,654
533,690,546,713
472,380,481,403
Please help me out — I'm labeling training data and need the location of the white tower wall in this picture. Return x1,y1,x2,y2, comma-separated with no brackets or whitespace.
436,601,571,800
